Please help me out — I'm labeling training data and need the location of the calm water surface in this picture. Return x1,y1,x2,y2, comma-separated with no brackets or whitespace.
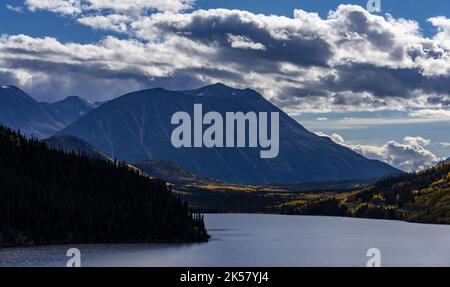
1,214,449,267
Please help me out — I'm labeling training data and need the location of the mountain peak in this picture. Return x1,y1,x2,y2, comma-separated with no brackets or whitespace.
0,85,36,102
183,83,263,100
1,85,19,90
57,96,94,107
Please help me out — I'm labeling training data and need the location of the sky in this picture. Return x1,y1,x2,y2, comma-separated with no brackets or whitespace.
0,0,449,171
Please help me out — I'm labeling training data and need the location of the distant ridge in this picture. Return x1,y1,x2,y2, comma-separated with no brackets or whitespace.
41,96,98,126
0,85,96,138
0,85,64,138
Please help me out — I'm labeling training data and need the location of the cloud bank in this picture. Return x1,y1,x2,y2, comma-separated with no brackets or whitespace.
0,3,449,115
316,132,442,172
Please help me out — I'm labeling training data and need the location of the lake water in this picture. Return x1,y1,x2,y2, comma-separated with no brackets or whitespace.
1,214,449,267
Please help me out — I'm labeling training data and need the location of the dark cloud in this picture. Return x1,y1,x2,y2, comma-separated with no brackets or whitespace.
150,11,332,68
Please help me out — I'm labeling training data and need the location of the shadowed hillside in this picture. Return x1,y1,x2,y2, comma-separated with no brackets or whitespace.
0,125,208,247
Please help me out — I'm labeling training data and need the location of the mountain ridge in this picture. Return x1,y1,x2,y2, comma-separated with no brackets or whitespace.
0,85,96,138
57,83,401,184
0,85,64,138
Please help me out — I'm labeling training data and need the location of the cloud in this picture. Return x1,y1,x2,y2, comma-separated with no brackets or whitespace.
316,132,442,172
440,142,450,147
227,34,266,51
25,0,81,15
409,109,450,119
24,0,194,15
0,34,208,101
2,4,450,113
6,4,23,13
77,14,130,33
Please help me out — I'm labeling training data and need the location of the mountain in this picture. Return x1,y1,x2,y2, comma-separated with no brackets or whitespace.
57,83,401,184
0,86,97,139
135,159,223,184
0,85,64,138
0,124,208,246
43,135,107,160
41,96,98,126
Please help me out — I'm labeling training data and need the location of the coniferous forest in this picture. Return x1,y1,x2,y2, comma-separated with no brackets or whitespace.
0,125,208,247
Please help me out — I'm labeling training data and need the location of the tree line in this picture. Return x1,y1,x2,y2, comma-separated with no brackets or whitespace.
0,125,208,246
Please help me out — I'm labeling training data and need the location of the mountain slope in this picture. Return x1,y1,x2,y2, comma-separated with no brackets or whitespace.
43,135,107,160
0,85,64,138
135,159,223,184
272,162,450,224
347,162,450,223
41,96,97,126
57,83,401,184
0,125,208,246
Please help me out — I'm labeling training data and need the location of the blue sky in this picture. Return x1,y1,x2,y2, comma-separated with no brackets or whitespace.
2,0,450,42
0,0,449,169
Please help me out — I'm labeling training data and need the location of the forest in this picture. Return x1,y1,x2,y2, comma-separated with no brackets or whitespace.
272,162,450,224
0,125,208,247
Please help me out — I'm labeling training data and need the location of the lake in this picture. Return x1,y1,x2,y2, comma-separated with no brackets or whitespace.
1,214,449,267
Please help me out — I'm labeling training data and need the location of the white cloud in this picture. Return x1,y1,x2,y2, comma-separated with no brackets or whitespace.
77,14,130,33
24,0,194,15
440,142,450,147
6,4,23,13
3,4,450,113
227,34,266,51
409,109,450,119
85,0,195,14
25,0,81,15
316,132,442,172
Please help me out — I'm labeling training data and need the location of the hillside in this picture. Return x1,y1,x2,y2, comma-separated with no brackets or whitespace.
0,125,208,247
43,135,107,160
272,162,450,224
57,83,400,184
348,162,450,223
134,160,223,185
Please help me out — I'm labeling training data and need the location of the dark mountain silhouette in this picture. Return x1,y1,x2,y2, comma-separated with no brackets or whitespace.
58,83,401,184
43,135,107,160
0,85,64,138
0,125,208,246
